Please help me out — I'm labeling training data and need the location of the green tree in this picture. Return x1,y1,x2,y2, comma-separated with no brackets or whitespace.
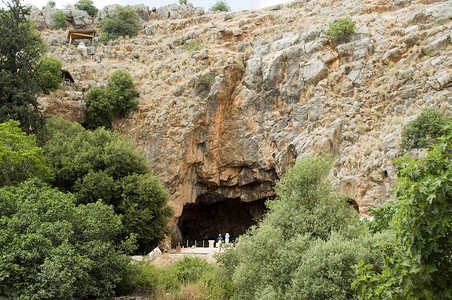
51,10,67,29
0,179,136,299
353,122,452,299
46,1,55,8
210,0,231,12
106,69,139,117
74,0,98,17
179,0,187,4
401,108,450,151
0,120,51,187
326,16,355,43
225,156,366,299
44,117,172,253
0,0,46,135
36,56,63,94
100,6,139,42
85,86,113,129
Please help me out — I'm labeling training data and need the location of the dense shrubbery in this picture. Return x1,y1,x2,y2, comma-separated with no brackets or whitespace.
401,108,450,151
215,156,378,299
210,0,231,12
0,179,135,299
36,56,63,94
354,122,452,299
51,10,67,29
0,120,51,186
106,69,139,117
44,116,173,253
100,6,139,42
195,73,216,98
326,16,355,43
85,87,112,129
74,0,97,17
85,69,138,129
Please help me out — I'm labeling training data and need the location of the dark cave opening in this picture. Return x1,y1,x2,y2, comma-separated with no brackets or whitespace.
174,197,267,247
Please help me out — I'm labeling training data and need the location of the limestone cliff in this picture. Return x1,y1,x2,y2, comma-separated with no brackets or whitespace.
37,0,452,244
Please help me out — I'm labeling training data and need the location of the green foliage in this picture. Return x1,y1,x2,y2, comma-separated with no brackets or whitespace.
0,0,46,135
353,122,452,299
44,117,172,253
0,120,51,186
46,0,55,8
74,0,98,17
100,6,139,42
51,10,67,29
36,56,63,94
181,39,205,51
210,0,231,12
221,156,365,299
85,86,113,129
366,200,401,233
0,179,135,299
179,0,187,4
106,69,139,117
401,108,450,151
326,16,355,43
195,73,216,97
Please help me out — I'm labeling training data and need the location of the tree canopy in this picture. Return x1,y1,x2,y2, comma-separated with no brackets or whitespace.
44,116,172,253
0,0,46,135
0,120,51,187
36,56,63,94
0,179,135,299
100,6,139,42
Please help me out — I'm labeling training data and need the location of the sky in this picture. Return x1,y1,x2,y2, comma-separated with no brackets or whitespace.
19,0,293,12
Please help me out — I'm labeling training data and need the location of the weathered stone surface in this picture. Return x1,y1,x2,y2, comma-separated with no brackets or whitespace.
37,0,452,238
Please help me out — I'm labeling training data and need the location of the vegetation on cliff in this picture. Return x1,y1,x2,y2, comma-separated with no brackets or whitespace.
99,6,139,42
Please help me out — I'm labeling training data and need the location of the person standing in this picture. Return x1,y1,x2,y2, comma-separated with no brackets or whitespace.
225,233,230,244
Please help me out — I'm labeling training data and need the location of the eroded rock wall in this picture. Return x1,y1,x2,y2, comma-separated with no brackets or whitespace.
39,0,452,226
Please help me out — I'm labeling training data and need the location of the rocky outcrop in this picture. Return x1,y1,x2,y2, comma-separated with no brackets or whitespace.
38,0,452,240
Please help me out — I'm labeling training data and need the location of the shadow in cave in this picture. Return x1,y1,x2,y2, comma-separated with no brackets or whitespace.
174,197,267,247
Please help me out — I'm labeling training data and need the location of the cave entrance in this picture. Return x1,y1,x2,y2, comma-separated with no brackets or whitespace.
175,198,267,247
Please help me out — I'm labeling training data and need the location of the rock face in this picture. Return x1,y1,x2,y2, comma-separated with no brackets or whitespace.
38,0,452,245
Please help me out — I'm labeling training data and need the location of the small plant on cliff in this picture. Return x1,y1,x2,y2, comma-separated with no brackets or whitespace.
179,0,187,5
210,0,231,12
36,56,63,94
401,108,450,151
181,39,205,51
106,69,139,117
46,0,55,8
326,16,355,43
99,6,139,42
195,73,215,98
51,10,67,29
74,0,98,17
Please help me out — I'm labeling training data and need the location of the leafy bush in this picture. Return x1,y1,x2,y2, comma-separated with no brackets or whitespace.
85,86,113,129
0,179,135,299
401,108,450,151
36,56,63,94
74,0,97,17
0,120,51,186
44,117,172,253
195,73,216,97
353,122,452,299
100,6,139,42
210,0,231,12
105,69,139,117
223,156,364,299
46,0,55,8
179,0,187,4
326,16,355,43
51,10,67,29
